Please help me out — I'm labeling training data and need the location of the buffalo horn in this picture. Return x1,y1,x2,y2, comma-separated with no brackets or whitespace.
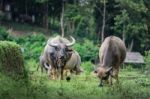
44,63,51,70
106,67,113,73
48,41,58,47
66,36,76,46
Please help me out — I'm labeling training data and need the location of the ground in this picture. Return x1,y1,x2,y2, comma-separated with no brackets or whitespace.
1,65,149,99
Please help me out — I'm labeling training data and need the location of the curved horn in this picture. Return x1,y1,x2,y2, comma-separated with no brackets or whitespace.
44,63,51,70
66,36,76,46
48,40,58,47
106,67,112,73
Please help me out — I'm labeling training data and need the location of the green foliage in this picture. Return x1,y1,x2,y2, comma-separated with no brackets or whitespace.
0,11,4,20
0,31,46,62
64,3,96,39
144,50,150,74
116,0,148,12
113,8,148,38
0,41,25,78
123,64,134,71
0,27,9,40
17,34,46,61
81,61,95,74
73,39,99,62
113,0,149,52
144,50,150,63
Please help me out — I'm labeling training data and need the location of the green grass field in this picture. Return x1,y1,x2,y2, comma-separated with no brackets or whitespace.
1,60,150,99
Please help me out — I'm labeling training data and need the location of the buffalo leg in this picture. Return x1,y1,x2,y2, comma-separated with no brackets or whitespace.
51,68,57,80
61,68,64,80
36,64,40,71
65,69,71,81
99,79,103,87
109,76,113,85
51,68,55,80
114,66,119,84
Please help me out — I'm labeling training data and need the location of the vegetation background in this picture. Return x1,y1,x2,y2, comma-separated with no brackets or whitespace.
0,0,150,99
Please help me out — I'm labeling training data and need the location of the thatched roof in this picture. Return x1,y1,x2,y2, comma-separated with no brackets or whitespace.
124,52,145,64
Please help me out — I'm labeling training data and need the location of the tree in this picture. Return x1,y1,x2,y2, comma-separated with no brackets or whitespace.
64,0,96,39
113,0,148,52
94,0,118,42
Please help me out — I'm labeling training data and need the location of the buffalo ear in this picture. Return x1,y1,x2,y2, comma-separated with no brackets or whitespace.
67,51,73,59
106,67,112,74
66,47,73,52
94,70,97,73
94,68,98,73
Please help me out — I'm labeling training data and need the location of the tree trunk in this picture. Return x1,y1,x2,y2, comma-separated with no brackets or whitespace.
101,0,106,42
122,24,125,43
25,1,28,16
60,0,65,37
128,39,134,52
0,0,3,10
43,1,49,32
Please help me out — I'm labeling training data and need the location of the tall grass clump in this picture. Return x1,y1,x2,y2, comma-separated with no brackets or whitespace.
0,41,26,78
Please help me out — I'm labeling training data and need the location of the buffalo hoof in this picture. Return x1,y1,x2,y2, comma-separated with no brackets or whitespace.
66,77,71,82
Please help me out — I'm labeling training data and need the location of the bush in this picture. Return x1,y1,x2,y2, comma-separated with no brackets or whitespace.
0,27,9,40
0,41,25,78
0,26,46,62
16,34,46,61
144,50,150,74
81,61,95,74
145,50,150,63
73,39,99,62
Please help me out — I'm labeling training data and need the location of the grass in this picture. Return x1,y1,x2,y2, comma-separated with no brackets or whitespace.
1,59,150,99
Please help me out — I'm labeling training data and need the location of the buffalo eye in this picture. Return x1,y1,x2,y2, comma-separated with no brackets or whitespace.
54,46,59,51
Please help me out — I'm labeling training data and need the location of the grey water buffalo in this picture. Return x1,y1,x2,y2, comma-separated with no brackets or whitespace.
43,36,82,80
94,36,126,87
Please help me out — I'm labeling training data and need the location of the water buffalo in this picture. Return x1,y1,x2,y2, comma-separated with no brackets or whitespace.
37,53,51,73
50,50,83,81
43,36,82,80
63,51,83,80
95,36,126,87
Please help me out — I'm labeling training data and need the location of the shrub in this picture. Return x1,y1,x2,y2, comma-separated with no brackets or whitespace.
0,41,25,78
73,39,99,62
81,61,95,74
17,34,46,61
145,50,150,63
144,50,150,74
0,27,9,40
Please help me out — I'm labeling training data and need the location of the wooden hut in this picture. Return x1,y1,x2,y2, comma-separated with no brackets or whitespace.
123,52,145,68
